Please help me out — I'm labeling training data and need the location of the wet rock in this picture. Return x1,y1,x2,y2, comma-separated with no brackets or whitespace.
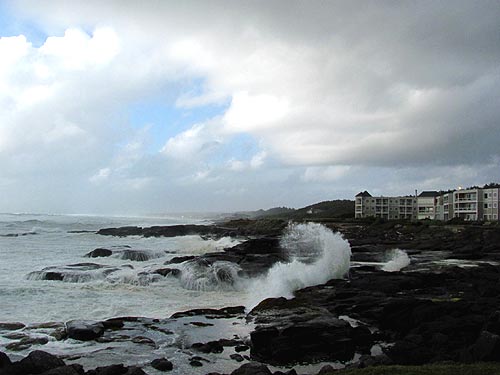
66,320,104,341
384,339,433,365
3,332,28,340
0,351,11,368
468,331,500,361
6,336,50,351
151,358,173,371
317,365,334,375
5,341,32,351
250,307,365,365
191,341,224,354
154,268,181,277
235,345,249,352
165,256,196,264
87,364,146,375
120,250,157,261
50,328,67,341
44,272,65,281
39,366,82,375
17,350,65,374
273,370,297,375
85,248,112,258
102,318,125,330
0,322,25,331
189,360,203,367
170,306,245,319
96,226,143,237
97,224,226,238
230,354,244,362
131,336,156,346
230,362,272,375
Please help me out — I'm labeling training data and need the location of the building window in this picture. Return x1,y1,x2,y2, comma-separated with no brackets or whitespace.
494,203,498,208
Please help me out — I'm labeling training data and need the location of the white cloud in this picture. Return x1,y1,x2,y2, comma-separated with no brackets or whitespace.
40,27,119,70
227,159,246,172
250,151,267,169
223,91,289,133
89,167,111,184
302,166,351,182
0,1,499,213
161,122,223,160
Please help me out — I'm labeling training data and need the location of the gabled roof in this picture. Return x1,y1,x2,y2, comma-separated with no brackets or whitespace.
418,191,440,197
356,191,372,197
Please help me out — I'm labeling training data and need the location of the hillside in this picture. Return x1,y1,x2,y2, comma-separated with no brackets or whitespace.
256,199,354,220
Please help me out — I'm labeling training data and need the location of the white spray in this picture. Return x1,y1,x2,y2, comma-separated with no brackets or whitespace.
381,249,411,272
247,222,351,308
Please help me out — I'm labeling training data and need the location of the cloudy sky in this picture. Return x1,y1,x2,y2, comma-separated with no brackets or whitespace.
0,1,499,214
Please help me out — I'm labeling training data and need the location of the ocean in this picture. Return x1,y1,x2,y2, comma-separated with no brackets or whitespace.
0,213,364,373
0,213,244,324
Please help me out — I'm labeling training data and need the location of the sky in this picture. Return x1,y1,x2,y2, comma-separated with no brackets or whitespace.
0,1,499,214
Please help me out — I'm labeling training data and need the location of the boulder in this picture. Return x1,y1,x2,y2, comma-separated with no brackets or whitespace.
165,256,196,264
0,351,11,368
230,362,272,375
151,358,173,372
230,354,244,362
191,341,224,354
468,331,500,361
154,268,181,277
15,350,65,374
39,366,82,375
85,248,112,258
86,364,145,375
66,320,105,341
120,250,155,262
0,322,25,330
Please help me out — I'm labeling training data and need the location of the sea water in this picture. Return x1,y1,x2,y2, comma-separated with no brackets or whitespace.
1,214,414,372
0,215,410,325
0,213,244,324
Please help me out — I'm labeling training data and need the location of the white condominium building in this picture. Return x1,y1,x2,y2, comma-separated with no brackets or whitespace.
355,185,500,222
355,191,417,220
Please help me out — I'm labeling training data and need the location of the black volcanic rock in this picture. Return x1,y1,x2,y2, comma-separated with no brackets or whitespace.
18,350,65,374
66,320,105,341
246,261,500,367
0,351,11,368
191,340,224,353
96,226,143,236
120,249,158,261
153,268,181,277
97,225,227,238
0,322,25,330
170,306,245,319
230,362,272,375
165,256,196,264
151,358,173,372
85,248,113,258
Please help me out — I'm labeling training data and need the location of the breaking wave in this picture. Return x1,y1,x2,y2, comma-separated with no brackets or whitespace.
247,222,351,308
381,249,411,272
178,260,242,291
174,235,242,255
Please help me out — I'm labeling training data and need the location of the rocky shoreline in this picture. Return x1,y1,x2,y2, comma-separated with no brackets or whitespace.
2,220,500,375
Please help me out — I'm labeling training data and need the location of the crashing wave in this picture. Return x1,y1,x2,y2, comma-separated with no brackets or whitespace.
178,259,242,291
247,222,351,308
381,249,411,272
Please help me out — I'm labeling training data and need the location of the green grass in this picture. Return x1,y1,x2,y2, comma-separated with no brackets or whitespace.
332,363,500,375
